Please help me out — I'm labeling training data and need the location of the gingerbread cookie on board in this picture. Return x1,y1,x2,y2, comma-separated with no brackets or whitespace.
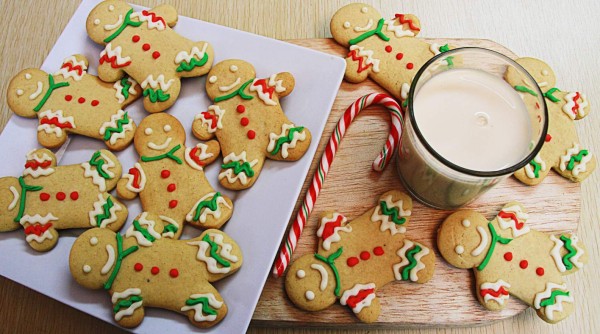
0,148,127,251
69,212,242,328
504,57,595,185
438,202,587,323
86,0,214,112
117,113,233,239
285,190,434,323
192,59,312,190
330,3,456,105
7,54,140,150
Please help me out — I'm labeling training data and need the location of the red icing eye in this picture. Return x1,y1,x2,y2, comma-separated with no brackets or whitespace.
78,97,86,104
536,267,544,276
360,251,370,260
151,266,160,275
142,43,151,51
132,35,140,43
503,252,513,261
56,192,66,201
161,170,170,178
169,269,179,278
519,260,528,269
240,117,249,126
40,193,50,201
406,63,414,70
373,246,384,256
134,263,143,272
236,105,245,113
347,257,359,267
65,95,72,101
385,45,392,53
167,183,176,192
396,53,404,60
70,191,79,200
169,200,178,208
152,51,160,59
247,130,256,139
91,100,99,107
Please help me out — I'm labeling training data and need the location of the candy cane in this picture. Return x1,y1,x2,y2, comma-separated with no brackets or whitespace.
273,93,404,277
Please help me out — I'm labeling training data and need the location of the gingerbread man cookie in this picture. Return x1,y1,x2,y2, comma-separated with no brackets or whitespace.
438,202,587,323
504,57,595,185
192,59,312,190
285,190,434,323
7,54,140,150
330,3,456,105
69,212,242,328
117,113,233,239
86,0,214,112
0,148,127,251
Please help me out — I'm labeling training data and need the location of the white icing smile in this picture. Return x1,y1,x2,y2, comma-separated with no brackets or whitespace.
354,18,373,32
104,14,123,31
147,137,172,150
8,186,19,210
219,77,241,92
471,226,489,256
310,264,329,291
29,82,43,100
101,244,116,275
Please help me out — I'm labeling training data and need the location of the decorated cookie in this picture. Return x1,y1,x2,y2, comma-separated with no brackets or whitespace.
285,190,434,323
438,202,588,323
504,57,595,184
0,148,127,251
330,3,456,105
69,212,242,328
117,113,233,238
191,59,312,190
86,0,214,112
7,54,140,150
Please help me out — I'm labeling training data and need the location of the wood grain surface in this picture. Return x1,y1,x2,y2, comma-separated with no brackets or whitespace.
0,1,598,334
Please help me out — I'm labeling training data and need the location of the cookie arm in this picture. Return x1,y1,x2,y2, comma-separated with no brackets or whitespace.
549,233,587,275
315,211,350,254
555,89,591,121
344,54,371,83
185,140,221,168
273,72,295,98
188,229,243,282
151,4,178,27
476,277,511,311
116,163,145,200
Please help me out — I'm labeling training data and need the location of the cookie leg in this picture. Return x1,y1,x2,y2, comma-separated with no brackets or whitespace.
102,112,137,151
344,291,381,323
218,150,265,190
476,279,511,311
111,288,145,328
266,121,312,161
180,286,228,328
98,59,127,83
552,145,596,182
185,192,233,230
37,127,68,149
175,41,214,78
142,75,181,113
534,286,574,324
24,223,59,252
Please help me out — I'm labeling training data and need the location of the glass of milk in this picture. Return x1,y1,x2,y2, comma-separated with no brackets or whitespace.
396,48,547,209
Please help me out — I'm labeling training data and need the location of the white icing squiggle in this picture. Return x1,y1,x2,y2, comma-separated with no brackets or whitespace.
316,213,351,251
267,123,307,158
218,151,258,186
340,283,376,313
180,293,222,322
525,154,546,179
26,230,54,243
125,212,162,246
81,152,116,192
23,150,55,178
37,109,75,137
184,143,214,171
100,43,131,67
101,244,116,275
533,282,573,321
175,43,208,64
131,11,167,30
370,195,411,235
159,215,179,238
55,56,88,81
124,163,146,193
188,233,238,274
112,288,143,321
497,204,530,237
472,226,489,256
89,194,122,228
99,110,134,145
559,143,592,176
480,280,511,305
113,77,138,103
310,264,329,291
393,240,430,281
141,74,174,91
195,105,225,134
349,45,380,72
185,193,231,224
19,213,58,226
384,18,415,38
562,92,588,119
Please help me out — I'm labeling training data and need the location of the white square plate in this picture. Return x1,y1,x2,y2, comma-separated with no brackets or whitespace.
0,0,345,332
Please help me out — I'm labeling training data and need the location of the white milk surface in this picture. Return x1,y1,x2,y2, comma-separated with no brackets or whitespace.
413,68,532,172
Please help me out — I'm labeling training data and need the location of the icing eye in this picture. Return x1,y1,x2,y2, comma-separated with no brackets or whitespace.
230,65,238,72
361,7,368,13
83,264,92,273
25,73,32,80
305,290,315,301
94,19,100,25
343,21,351,29
462,219,471,227
89,237,98,245
16,89,24,96
163,125,172,132
296,270,305,278
144,127,153,135
208,76,217,84
542,69,549,76
455,245,465,254
108,4,115,11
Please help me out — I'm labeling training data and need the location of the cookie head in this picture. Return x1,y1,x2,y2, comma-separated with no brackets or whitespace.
7,69,50,118
134,113,186,157
86,0,132,44
330,3,381,46
285,254,337,311
506,57,557,91
69,228,119,289
437,211,490,269
205,60,256,101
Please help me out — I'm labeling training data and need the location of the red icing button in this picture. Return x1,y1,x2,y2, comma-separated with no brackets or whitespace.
40,193,50,201
247,130,256,139
236,105,245,113
142,43,151,51
167,183,176,192
78,97,86,104
65,95,72,101
151,266,160,275
347,257,359,267
152,51,160,59
545,134,552,142
161,170,170,178
406,63,414,70
240,117,249,126
70,191,79,200
132,35,140,43
91,100,99,107
536,267,544,276
519,260,528,269
56,192,66,201
373,246,384,256
169,269,179,278
385,45,392,53
134,263,143,272
360,251,370,260
396,53,404,60
169,200,178,208
504,252,513,261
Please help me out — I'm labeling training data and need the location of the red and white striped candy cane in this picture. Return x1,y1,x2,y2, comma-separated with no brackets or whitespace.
273,93,404,277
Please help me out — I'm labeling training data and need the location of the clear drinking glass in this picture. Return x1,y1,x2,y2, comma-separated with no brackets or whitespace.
396,47,548,209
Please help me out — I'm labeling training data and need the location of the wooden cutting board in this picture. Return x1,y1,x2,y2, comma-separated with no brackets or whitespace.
251,38,581,328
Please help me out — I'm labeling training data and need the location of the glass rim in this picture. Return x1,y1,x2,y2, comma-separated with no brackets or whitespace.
407,47,549,178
